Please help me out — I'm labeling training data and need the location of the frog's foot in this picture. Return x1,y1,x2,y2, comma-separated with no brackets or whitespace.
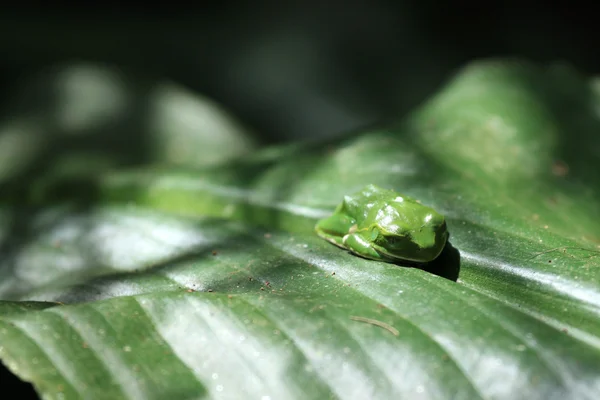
318,233,346,249
342,233,381,261
315,215,355,248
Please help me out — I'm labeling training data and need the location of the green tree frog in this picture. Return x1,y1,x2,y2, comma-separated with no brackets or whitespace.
315,184,448,263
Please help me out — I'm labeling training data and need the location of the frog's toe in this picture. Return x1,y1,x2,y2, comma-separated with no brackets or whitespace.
324,235,346,248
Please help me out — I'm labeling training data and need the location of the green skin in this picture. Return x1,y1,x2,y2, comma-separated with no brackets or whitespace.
315,184,449,263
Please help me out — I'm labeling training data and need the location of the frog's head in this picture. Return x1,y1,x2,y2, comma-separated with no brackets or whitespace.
371,205,449,263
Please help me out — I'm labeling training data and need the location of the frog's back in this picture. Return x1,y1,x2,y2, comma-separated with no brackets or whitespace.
346,185,391,225
359,190,443,235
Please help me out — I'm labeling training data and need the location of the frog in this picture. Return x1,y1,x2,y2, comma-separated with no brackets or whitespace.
315,184,448,263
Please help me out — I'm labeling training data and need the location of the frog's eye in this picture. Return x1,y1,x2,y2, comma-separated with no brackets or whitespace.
381,235,404,247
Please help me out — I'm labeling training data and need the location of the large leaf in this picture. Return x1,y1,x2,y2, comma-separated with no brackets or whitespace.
2,60,600,399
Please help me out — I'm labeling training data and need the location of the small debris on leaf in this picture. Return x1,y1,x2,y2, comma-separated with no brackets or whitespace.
350,316,399,336
552,160,569,177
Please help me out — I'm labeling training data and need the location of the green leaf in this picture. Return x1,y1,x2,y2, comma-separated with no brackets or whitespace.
2,60,600,399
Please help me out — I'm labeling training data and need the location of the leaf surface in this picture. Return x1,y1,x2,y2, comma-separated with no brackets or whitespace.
2,60,600,399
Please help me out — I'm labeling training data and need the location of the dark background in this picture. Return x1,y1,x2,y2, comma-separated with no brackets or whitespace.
1,1,597,144
0,1,597,396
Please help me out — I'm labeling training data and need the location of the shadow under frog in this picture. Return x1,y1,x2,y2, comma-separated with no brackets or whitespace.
412,239,460,282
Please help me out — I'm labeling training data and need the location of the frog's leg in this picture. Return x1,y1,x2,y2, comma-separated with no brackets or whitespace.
342,231,381,261
315,214,355,248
